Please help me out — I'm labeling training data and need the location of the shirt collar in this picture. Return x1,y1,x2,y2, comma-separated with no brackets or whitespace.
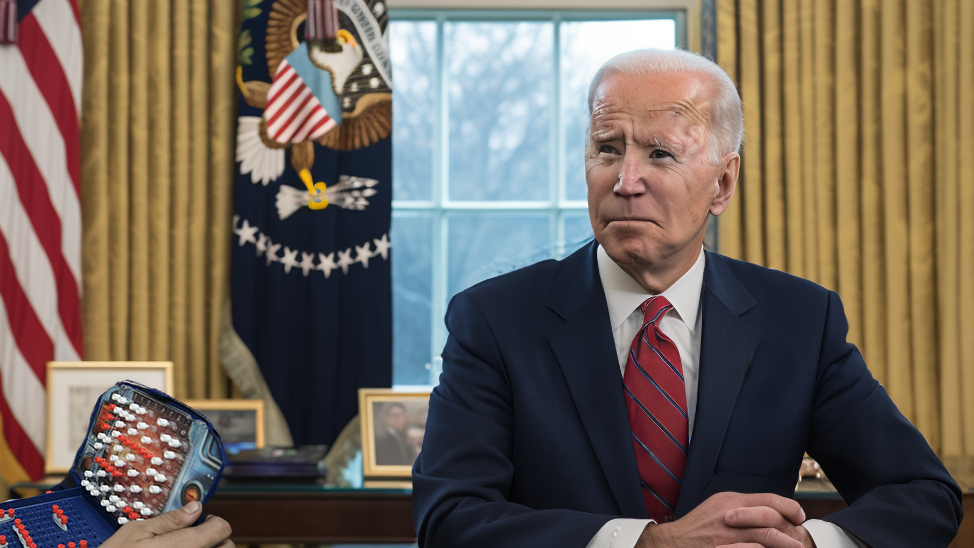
596,244,706,334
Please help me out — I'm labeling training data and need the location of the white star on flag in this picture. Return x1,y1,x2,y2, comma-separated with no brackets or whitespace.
372,234,391,260
337,248,355,274
318,252,338,278
256,233,268,257
300,252,316,276
234,218,259,246
265,239,282,266
355,242,373,268
280,246,300,273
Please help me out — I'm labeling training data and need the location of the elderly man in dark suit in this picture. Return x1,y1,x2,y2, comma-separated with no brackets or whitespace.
412,48,962,548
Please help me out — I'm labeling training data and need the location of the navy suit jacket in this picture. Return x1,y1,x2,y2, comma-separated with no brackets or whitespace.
413,242,962,547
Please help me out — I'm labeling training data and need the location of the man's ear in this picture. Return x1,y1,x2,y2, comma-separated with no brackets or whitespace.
710,152,740,216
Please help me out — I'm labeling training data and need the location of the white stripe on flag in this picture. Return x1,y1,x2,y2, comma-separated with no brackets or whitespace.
267,87,313,140
274,93,321,143
31,0,83,116
0,155,77,362
0,296,48,452
291,109,329,143
0,48,83,287
264,65,301,122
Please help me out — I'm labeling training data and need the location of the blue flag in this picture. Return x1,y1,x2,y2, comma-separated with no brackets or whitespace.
229,0,392,446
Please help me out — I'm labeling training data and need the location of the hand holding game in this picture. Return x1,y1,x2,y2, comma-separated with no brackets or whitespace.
99,501,233,548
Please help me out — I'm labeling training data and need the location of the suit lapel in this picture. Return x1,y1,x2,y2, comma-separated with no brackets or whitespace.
676,252,761,517
543,242,646,518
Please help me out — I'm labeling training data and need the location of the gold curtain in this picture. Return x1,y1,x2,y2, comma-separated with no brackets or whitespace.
78,0,238,399
716,0,974,484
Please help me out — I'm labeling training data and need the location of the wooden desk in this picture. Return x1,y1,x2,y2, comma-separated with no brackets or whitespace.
204,486,974,546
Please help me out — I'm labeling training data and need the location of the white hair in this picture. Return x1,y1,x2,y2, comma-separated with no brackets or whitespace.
587,48,743,164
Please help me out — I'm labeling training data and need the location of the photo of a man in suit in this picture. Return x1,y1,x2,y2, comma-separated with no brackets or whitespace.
413,49,963,548
375,402,417,465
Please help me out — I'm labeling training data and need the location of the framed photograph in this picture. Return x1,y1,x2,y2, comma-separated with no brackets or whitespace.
46,361,174,475
184,399,264,455
359,388,431,478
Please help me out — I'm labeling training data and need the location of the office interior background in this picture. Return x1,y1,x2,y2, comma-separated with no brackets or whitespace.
1,0,973,545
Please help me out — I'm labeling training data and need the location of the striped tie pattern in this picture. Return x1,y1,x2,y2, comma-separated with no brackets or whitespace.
623,296,688,522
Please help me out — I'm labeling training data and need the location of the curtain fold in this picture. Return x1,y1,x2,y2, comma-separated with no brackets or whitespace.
716,0,974,485
79,0,237,399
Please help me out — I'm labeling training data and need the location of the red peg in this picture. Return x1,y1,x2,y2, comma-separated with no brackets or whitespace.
61,515,68,525
122,506,132,514
128,512,139,520
68,542,75,548
80,542,87,548
52,504,59,511
59,545,65,548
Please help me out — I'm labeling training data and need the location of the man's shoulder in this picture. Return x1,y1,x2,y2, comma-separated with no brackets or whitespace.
453,242,593,312
706,251,833,310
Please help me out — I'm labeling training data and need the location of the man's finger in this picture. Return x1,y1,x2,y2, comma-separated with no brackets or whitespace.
715,544,766,548
153,514,233,548
725,506,791,529
734,526,804,548
139,501,202,536
740,493,806,526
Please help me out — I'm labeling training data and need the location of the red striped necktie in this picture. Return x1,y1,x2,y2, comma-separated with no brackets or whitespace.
623,296,689,522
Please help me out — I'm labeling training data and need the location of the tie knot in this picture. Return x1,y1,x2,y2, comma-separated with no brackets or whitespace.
639,296,673,326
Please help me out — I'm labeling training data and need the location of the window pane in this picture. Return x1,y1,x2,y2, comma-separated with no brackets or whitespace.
392,214,434,385
561,212,595,258
391,21,437,201
447,214,551,298
561,20,677,201
446,22,553,201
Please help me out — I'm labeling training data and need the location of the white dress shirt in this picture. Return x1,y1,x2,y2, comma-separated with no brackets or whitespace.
584,245,860,548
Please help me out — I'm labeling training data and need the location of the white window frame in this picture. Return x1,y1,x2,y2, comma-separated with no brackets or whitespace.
389,3,698,387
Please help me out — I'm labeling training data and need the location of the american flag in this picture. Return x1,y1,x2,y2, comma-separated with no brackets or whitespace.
0,0,84,481
264,55,337,144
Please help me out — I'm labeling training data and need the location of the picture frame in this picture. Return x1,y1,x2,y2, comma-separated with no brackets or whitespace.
359,388,431,479
45,361,174,475
184,399,265,455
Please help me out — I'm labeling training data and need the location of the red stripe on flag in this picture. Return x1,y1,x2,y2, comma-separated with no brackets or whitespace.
17,14,81,198
66,0,81,27
275,92,315,137
0,230,54,383
266,68,299,106
0,377,43,479
0,92,83,357
304,114,333,139
267,81,308,128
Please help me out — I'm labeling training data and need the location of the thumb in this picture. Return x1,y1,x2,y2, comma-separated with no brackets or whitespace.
140,501,201,536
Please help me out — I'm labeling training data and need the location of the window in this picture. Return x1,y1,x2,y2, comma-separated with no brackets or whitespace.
390,10,685,386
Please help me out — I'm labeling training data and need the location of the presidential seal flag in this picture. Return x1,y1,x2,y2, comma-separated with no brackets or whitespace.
0,0,84,481
226,0,392,446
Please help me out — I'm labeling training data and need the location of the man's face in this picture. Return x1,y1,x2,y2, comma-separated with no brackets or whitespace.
585,71,738,274
385,406,407,431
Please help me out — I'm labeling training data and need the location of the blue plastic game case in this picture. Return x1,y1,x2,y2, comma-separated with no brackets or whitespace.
26,380,231,546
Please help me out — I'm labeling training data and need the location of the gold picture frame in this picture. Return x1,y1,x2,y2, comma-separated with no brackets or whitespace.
184,399,265,453
359,388,431,479
45,361,174,475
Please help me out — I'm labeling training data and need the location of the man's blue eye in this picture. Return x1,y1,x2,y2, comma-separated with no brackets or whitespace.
599,145,618,154
650,149,672,159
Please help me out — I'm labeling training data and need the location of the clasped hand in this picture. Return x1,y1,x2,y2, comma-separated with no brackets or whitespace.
637,492,815,548
98,501,234,548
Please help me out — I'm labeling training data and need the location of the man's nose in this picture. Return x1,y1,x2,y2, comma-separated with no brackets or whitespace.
614,152,648,196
